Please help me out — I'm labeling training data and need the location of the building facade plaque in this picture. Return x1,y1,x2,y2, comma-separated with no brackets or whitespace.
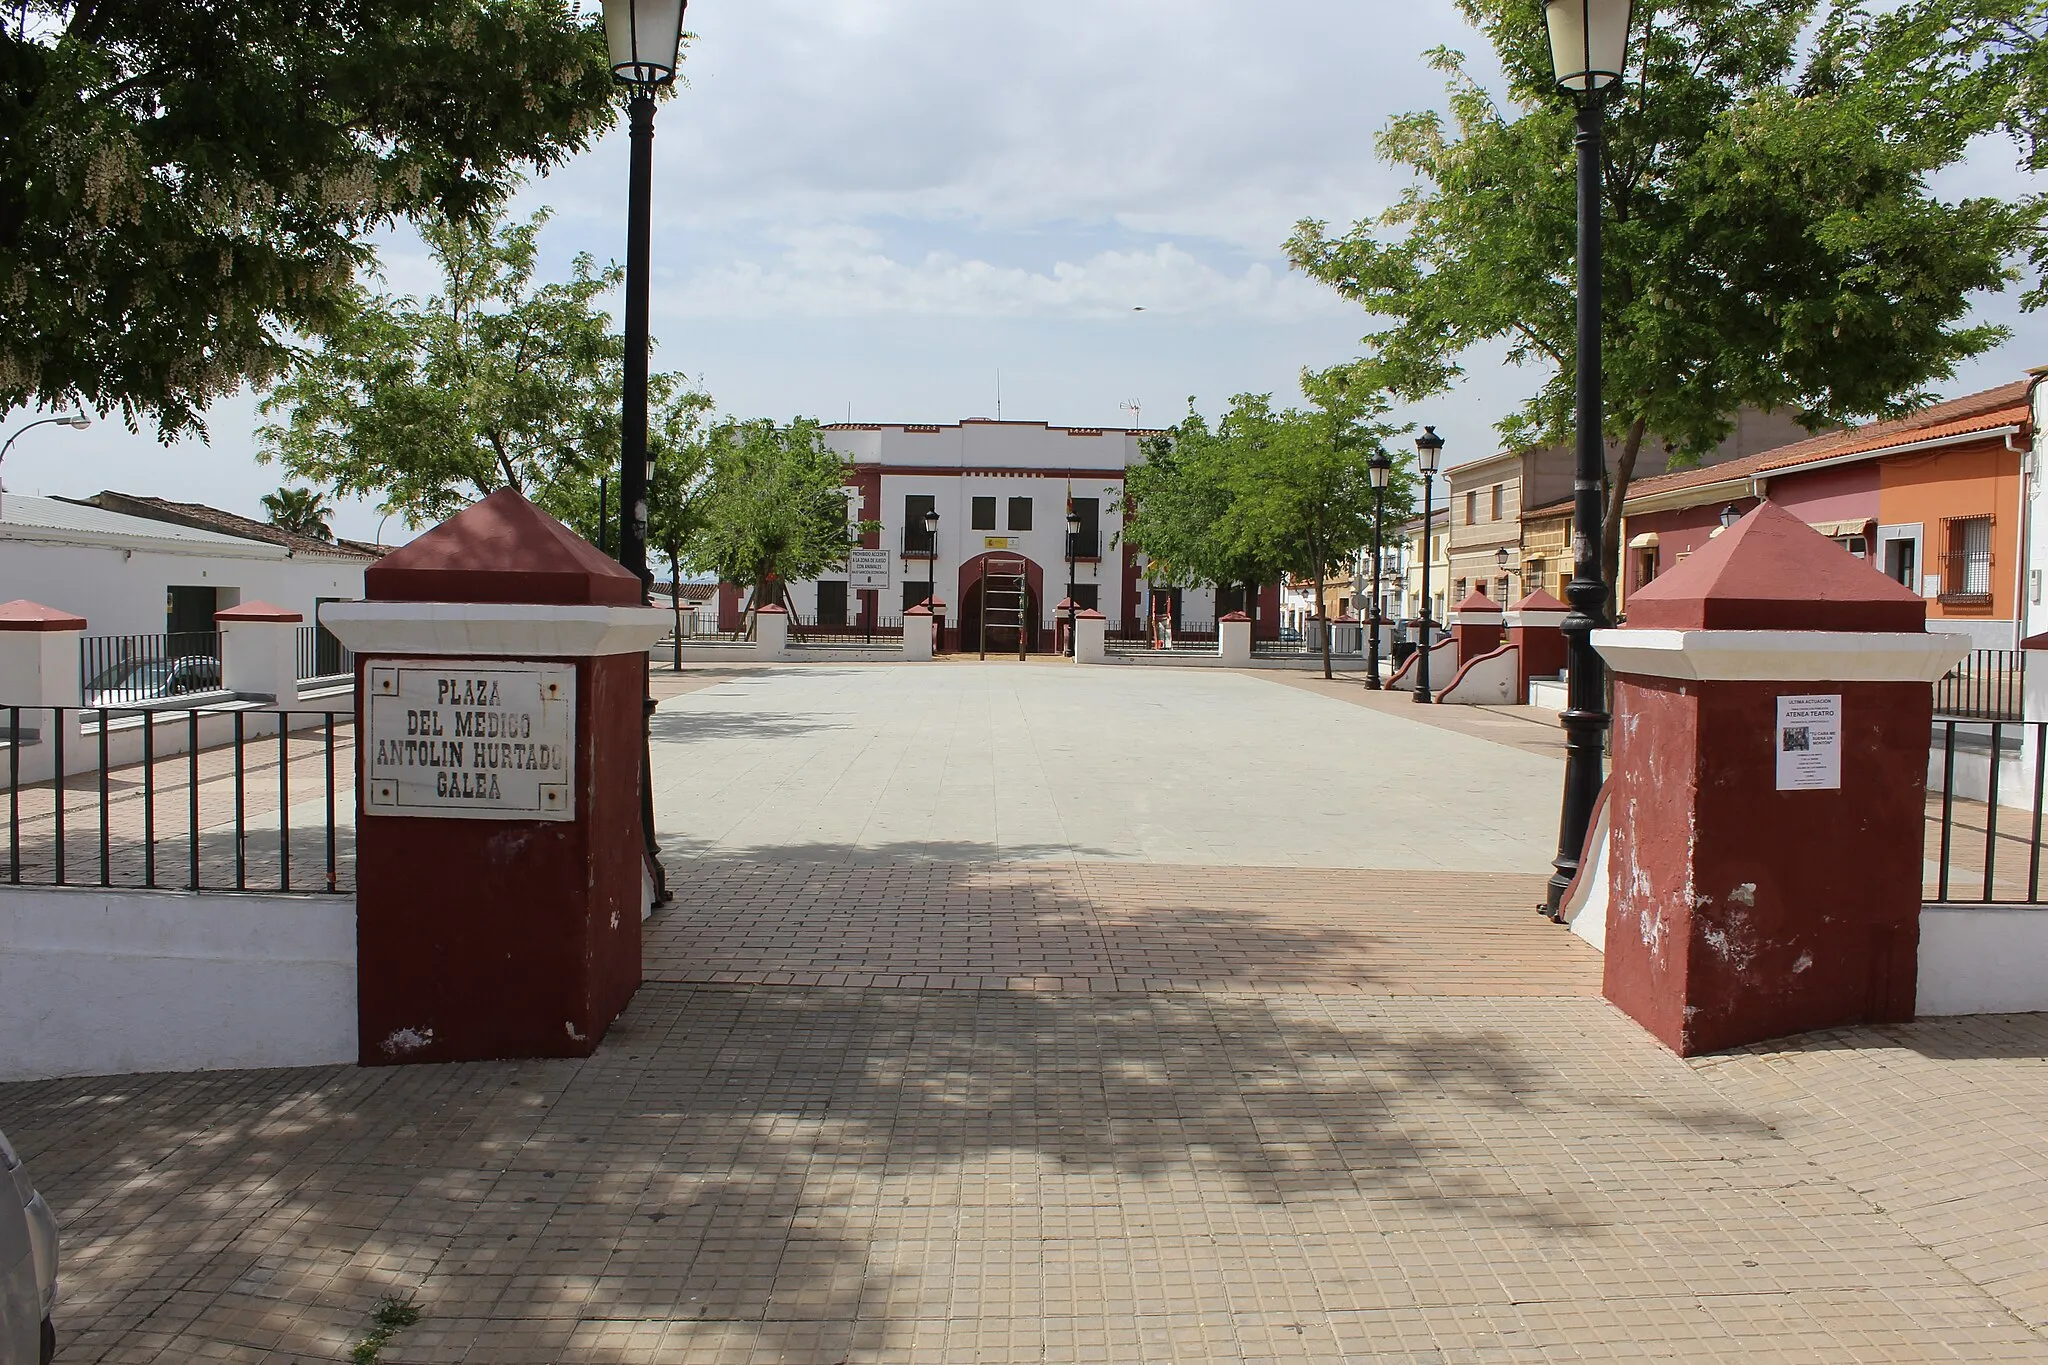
365,660,576,820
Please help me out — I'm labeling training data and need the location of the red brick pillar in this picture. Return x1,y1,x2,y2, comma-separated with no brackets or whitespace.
1506,588,1568,702
1592,503,1969,1055
1449,590,1503,665
322,491,667,1065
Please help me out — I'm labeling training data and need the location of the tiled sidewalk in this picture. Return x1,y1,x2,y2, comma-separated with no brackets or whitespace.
649,861,1596,996
8,973,2047,1363
5,666,2047,1362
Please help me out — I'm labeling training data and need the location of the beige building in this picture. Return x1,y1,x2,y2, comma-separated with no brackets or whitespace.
1442,410,1814,607
1445,450,1528,608
1394,507,1450,627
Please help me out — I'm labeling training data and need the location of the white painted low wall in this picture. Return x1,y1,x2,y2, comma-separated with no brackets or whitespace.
1386,637,1458,692
1436,644,1520,705
1528,677,1567,711
1928,724,2037,813
0,886,357,1081
1918,905,2048,1016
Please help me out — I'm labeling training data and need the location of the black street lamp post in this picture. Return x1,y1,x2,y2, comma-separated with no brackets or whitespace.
1065,509,1081,657
1541,0,1635,919
602,0,688,907
1412,426,1444,704
1366,451,1392,689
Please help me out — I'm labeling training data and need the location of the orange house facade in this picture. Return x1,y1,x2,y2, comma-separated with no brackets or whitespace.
1876,430,2026,639
1614,379,2035,650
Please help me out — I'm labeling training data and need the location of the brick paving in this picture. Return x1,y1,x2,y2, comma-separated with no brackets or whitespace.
3,665,2047,1362
649,862,1595,997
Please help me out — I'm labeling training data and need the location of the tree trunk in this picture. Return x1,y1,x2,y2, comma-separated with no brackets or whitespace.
1600,414,1651,609
668,552,683,665
1316,565,1331,680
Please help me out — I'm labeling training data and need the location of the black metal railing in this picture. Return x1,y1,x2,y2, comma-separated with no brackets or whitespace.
662,608,725,640
1934,648,2025,721
293,624,354,681
788,613,905,641
4,703,353,894
1936,547,1993,606
1928,720,2048,905
80,632,222,705
900,526,937,558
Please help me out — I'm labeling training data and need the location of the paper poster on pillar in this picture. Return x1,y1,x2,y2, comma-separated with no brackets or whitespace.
1775,693,1842,792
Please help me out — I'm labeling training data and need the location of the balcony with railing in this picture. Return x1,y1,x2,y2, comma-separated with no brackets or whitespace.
900,525,937,559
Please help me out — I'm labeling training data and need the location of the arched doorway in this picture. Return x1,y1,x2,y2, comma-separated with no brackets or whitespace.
960,579,1041,655
957,552,1047,656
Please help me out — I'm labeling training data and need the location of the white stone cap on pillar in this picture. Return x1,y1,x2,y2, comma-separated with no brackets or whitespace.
1505,609,1569,629
321,601,669,658
1592,628,1972,683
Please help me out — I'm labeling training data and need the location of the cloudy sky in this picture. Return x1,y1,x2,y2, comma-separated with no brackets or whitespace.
8,0,2045,543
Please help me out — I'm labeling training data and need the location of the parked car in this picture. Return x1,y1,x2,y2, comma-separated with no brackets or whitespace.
0,1128,56,1365
82,654,223,707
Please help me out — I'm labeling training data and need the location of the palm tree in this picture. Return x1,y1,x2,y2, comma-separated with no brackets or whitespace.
261,485,335,541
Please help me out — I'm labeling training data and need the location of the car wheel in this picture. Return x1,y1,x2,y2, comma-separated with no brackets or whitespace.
40,1316,54,1365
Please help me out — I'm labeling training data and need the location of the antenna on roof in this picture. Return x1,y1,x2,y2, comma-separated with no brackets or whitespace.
1120,400,1141,429
996,370,1002,421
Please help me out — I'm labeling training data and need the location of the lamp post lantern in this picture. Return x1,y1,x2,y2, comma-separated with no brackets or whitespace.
1541,0,1635,920
1719,503,1742,531
602,0,688,907
1412,426,1444,704
1065,508,1081,657
1366,450,1392,689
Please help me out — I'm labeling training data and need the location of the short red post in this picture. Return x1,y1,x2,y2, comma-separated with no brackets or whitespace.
1505,588,1568,702
1449,590,1503,665
322,491,667,1065
1592,503,1968,1055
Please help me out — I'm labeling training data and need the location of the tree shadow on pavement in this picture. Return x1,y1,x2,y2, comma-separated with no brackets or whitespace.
646,711,847,745
2,884,1748,1364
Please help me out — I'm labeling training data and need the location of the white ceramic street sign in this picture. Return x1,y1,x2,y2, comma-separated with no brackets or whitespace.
365,661,576,820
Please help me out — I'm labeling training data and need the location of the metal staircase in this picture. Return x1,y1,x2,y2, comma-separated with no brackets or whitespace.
978,556,1030,660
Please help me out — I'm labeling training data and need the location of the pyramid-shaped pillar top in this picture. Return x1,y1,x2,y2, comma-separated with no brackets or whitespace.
365,489,642,606
1623,501,1923,632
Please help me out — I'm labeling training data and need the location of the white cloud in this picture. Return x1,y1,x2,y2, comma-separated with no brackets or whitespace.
666,226,1347,321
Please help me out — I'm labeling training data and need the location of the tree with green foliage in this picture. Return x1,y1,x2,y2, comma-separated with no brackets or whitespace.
256,204,704,528
1122,376,1413,679
537,385,715,635
1815,0,2048,302
260,486,335,541
1287,0,2039,592
0,0,620,439
1228,376,1412,679
1121,408,1272,607
685,418,871,632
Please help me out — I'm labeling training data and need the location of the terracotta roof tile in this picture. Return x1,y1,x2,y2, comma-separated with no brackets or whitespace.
1622,379,2032,508
82,492,376,558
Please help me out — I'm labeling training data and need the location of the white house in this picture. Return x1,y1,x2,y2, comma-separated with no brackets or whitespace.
716,419,1281,650
0,492,374,647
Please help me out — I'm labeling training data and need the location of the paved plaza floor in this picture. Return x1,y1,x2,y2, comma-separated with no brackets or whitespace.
5,662,2048,1363
646,663,1563,870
